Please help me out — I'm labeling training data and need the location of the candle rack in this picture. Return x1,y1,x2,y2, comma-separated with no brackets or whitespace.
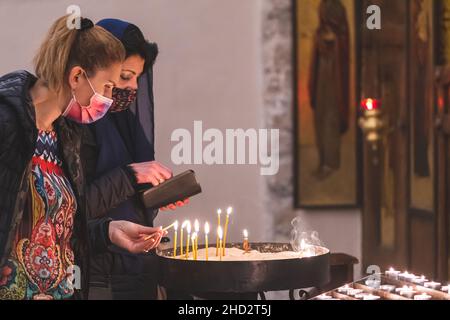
312,275,450,300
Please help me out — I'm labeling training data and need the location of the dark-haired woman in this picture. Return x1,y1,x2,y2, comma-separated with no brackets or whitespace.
81,19,187,300
0,16,166,300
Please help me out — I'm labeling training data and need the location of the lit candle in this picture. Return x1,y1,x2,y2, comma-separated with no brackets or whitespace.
441,285,450,294
412,275,428,285
222,207,232,256
337,284,352,294
380,285,396,293
173,221,179,257
180,220,189,256
218,226,223,261
191,232,197,260
398,271,415,282
363,294,381,301
204,222,210,261
185,221,191,259
194,219,200,260
414,293,432,300
385,267,401,279
216,209,222,256
243,229,250,253
399,286,416,299
424,281,441,290
347,289,364,297
365,279,381,289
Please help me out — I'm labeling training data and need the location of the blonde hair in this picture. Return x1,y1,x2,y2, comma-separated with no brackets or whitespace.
34,15,125,93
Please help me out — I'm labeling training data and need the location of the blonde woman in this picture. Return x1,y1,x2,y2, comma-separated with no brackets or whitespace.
0,16,166,300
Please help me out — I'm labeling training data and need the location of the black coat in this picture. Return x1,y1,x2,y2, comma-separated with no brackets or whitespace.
0,70,112,299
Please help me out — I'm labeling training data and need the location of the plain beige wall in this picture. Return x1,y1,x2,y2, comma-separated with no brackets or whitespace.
0,0,362,277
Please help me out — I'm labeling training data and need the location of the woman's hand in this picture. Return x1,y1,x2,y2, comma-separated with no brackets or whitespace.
108,220,168,254
128,161,191,211
160,198,190,211
128,161,172,186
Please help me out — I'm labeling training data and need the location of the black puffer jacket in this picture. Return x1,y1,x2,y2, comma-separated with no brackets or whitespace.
0,70,112,299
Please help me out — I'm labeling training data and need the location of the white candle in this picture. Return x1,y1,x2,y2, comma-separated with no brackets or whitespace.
380,285,396,293
363,294,381,300
399,286,416,299
412,275,428,285
316,294,334,300
414,293,432,300
441,285,450,294
347,289,364,297
337,284,352,294
399,271,415,282
424,281,441,290
365,279,381,289
385,267,401,279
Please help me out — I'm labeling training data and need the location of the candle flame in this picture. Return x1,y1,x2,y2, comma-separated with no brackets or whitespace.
186,221,191,234
204,222,210,234
181,220,189,229
217,208,222,215
174,220,179,231
218,226,223,239
243,229,248,238
191,232,197,241
194,219,200,232
226,207,233,215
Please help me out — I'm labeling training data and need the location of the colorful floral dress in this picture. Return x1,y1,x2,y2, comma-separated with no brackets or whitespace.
0,130,77,300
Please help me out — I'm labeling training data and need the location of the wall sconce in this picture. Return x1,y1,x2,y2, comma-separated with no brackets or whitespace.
358,98,385,150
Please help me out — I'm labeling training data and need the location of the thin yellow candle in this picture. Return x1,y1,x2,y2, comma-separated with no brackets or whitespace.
222,206,232,256
194,220,200,260
218,226,223,261
216,209,222,256
204,222,210,261
173,221,179,257
185,221,191,259
180,220,189,256
191,232,197,260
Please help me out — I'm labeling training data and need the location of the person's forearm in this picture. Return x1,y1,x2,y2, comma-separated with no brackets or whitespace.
86,167,136,219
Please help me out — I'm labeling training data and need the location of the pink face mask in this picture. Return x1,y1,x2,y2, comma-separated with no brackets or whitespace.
63,73,114,124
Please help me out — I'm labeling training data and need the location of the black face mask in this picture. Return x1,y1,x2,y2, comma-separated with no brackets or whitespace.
110,87,138,112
